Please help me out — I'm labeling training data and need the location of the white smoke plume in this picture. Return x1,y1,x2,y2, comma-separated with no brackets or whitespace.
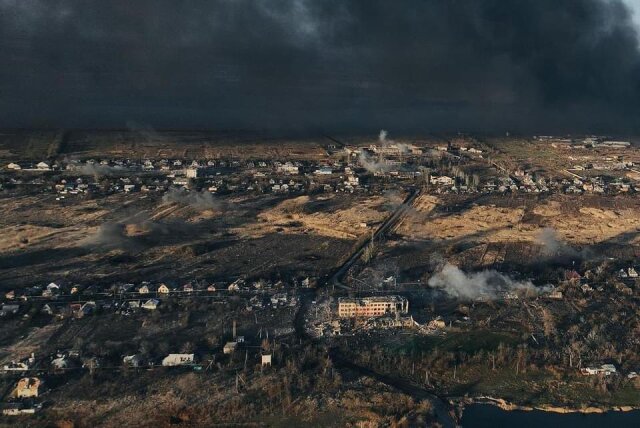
162,187,220,211
358,150,391,174
536,227,593,261
82,221,130,250
82,211,203,252
537,228,573,256
358,129,414,173
77,163,128,179
428,263,536,300
377,129,412,153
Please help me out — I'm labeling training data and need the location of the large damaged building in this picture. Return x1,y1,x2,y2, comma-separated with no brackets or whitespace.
337,295,409,318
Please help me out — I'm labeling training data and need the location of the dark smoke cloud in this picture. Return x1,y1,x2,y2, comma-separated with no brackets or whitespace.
1,0,640,133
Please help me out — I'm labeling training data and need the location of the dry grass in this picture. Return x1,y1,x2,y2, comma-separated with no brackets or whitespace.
234,195,388,240
395,195,640,247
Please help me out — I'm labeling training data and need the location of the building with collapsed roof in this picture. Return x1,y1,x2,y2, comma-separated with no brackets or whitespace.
337,295,408,318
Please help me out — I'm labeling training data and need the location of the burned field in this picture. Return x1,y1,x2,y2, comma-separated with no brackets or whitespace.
0,191,372,290
353,193,640,285
3,130,640,425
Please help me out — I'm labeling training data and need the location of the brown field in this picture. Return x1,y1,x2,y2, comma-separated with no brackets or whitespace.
367,193,640,277
0,130,330,163
396,194,640,247
0,192,364,290
235,194,389,240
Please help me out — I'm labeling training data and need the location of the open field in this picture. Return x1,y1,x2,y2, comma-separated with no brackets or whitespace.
0,130,330,163
3,132,640,425
0,191,363,290
379,193,640,276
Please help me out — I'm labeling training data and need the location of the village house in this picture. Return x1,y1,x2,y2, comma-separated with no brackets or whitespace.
185,167,199,178
157,283,171,294
42,282,61,298
41,304,54,316
51,355,69,370
77,301,96,318
3,353,35,372
142,298,160,310
581,364,617,376
2,402,40,416
277,162,299,175
14,377,43,398
430,175,455,186
0,304,20,317
427,317,447,329
314,166,333,175
261,353,272,367
118,283,135,294
161,354,194,367
123,354,145,367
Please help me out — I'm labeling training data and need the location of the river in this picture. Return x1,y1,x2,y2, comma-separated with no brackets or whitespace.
461,404,640,428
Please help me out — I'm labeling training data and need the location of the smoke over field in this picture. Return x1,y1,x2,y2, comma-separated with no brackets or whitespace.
162,188,220,211
428,263,537,300
77,163,128,179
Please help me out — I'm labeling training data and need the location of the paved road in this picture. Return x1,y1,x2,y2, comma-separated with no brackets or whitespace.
292,186,460,426
330,187,421,289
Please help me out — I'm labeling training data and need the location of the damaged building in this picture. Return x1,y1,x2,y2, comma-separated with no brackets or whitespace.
337,295,409,318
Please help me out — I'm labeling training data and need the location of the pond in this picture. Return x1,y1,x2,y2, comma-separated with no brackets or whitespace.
461,404,640,428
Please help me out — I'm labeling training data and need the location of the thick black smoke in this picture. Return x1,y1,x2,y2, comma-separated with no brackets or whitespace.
1,0,640,133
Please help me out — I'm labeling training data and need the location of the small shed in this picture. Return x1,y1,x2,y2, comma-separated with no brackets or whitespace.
223,342,238,355
261,353,272,367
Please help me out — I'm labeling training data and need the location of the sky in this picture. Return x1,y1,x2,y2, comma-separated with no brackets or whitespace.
1,0,640,134
628,0,640,27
